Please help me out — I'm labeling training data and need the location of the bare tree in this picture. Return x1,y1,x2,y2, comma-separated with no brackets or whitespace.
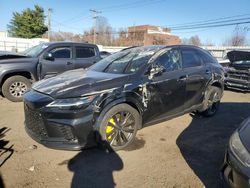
95,16,113,45
204,39,215,46
189,35,201,46
181,35,202,46
181,38,189,45
224,26,249,46
113,28,129,46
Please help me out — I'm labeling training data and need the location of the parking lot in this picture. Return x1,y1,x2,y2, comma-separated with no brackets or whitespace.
0,90,249,188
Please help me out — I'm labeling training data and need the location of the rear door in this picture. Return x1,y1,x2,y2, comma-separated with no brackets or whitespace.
74,45,100,69
40,45,74,79
181,47,211,110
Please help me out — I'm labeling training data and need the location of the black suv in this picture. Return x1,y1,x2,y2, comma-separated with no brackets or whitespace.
23,45,224,150
0,42,100,102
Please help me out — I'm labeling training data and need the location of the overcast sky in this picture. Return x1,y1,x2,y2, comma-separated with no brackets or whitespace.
1,0,250,45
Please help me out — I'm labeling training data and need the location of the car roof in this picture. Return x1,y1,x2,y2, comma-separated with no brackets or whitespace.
42,41,97,47
125,45,205,53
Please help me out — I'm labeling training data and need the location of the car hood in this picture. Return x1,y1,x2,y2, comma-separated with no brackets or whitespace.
0,51,28,60
238,117,250,153
0,57,37,64
32,69,130,99
227,51,250,70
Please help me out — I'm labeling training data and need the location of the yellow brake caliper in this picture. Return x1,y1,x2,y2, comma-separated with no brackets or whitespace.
106,114,120,140
106,118,115,140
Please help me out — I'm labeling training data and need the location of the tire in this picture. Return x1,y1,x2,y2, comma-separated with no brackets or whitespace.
200,86,222,117
97,103,140,151
2,76,31,102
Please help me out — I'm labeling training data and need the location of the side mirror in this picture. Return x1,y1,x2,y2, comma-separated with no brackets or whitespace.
44,53,54,61
149,65,165,78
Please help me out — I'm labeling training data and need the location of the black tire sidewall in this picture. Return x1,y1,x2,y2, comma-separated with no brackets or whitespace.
2,76,31,102
202,86,222,117
97,103,140,151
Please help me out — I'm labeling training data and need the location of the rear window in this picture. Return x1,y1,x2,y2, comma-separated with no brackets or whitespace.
196,49,217,64
76,46,96,58
182,49,202,68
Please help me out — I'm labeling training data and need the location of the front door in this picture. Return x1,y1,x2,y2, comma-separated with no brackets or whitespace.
40,46,74,79
143,47,186,124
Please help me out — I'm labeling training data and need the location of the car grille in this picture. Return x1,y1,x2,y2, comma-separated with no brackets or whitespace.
24,105,48,138
227,70,250,82
58,126,76,141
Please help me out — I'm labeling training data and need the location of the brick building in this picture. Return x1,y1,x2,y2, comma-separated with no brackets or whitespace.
127,25,181,45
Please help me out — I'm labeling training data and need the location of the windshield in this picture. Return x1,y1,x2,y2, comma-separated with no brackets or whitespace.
90,47,159,74
233,60,250,65
22,43,48,57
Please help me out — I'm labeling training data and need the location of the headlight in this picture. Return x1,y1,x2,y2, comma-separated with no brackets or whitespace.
230,131,250,167
46,95,96,110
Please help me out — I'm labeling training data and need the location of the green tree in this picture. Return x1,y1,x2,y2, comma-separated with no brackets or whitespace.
8,5,48,38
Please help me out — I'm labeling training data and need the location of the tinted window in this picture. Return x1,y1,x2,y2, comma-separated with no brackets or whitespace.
50,47,71,59
196,49,216,64
154,48,181,72
76,47,95,58
182,49,202,68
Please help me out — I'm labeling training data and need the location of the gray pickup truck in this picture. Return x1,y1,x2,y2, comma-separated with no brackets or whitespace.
0,42,101,102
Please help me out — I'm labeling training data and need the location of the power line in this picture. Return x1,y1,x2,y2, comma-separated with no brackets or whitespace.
51,19,85,31
167,13,250,27
97,0,147,11
171,20,250,31
103,0,166,13
171,17,250,29
172,28,212,34
62,14,91,24
60,0,165,23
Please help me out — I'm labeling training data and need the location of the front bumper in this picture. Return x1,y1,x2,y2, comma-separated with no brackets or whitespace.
222,147,250,188
225,69,250,91
23,90,97,150
225,78,250,91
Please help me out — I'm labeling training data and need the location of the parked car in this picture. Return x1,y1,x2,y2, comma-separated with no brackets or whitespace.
224,50,250,91
0,42,101,102
100,51,111,59
222,117,250,188
23,45,224,151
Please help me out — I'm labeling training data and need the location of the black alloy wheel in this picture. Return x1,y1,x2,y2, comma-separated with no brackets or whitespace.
98,104,140,150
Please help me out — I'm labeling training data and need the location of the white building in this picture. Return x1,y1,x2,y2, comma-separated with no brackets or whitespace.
0,31,49,52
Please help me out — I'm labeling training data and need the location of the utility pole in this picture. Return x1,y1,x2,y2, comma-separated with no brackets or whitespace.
48,8,52,41
90,9,101,44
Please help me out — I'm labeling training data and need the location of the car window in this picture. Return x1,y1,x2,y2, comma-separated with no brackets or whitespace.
182,49,202,68
23,44,48,57
90,47,158,74
50,47,71,59
196,49,217,64
76,46,96,58
154,48,182,72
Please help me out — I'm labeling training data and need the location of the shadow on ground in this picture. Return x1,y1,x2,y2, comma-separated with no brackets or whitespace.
0,173,4,188
65,143,123,188
177,102,250,188
0,127,14,168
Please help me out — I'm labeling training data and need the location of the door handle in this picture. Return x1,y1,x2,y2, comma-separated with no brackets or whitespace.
67,62,73,65
179,75,188,81
206,70,211,74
